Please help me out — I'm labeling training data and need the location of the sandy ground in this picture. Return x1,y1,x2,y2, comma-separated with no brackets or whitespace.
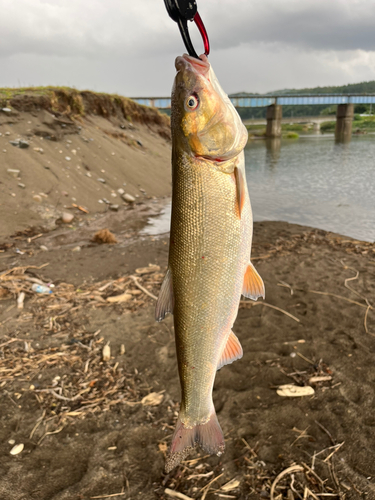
1,101,375,500
0,203,374,500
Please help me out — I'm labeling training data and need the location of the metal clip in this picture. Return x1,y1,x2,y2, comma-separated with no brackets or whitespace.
164,0,210,59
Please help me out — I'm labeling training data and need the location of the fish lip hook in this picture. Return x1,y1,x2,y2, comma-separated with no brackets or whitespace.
163,0,210,59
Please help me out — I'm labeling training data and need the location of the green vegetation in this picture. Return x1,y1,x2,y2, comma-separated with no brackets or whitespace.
284,131,299,139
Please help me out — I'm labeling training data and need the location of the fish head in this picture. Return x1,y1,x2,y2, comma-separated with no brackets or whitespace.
172,54,248,161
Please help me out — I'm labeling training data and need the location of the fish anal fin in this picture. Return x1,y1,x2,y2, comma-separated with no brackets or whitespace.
217,331,243,370
234,166,245,218
155,268,174,322
242,262,265,300
165,410,224,473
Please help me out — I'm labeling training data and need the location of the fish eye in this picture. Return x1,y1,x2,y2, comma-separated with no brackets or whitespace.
185,94,199,111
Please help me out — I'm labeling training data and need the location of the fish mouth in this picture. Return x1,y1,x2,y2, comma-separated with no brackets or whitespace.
175,54,210,77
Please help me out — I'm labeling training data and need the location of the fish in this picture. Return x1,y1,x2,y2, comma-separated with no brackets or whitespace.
156,53,265,472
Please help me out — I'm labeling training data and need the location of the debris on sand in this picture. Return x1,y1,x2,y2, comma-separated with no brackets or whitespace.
92,228,117,244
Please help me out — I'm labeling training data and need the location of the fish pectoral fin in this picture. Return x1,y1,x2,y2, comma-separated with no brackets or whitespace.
233,166,245,218
155,268,174,322
242,262,265,300
217,330,243,370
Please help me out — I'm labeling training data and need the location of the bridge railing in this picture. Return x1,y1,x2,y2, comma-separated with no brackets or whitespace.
130,94,375,109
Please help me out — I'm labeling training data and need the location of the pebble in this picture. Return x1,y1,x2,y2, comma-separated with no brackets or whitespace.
86,172,92,178
18,183,26,189
33,147,44,154
2,149,7,153
11,193,16,197
10,443,24,456
8,439,15,445
98,199,104,204
71,149,77,155
110,193,117,198
33,195,42,203
109,204,119,211
61,191,69,197
136,140,143,147
72,246,81,252
9,139,29,148
117,188,125,195
65,156,71,161
122,193,135,203
1,107,12,113
7,169,20,178
102,198,110,204
62,212,74,224
5,131,10,136
97,178,106,183
40,245,48,252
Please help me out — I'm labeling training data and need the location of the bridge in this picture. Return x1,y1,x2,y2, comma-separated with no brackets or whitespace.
131,94,375,141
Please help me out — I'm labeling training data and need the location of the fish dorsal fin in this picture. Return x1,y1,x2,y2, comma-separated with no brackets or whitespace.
234,166,245,218
242,262,265,300
155,268,174,322
217,331,243,370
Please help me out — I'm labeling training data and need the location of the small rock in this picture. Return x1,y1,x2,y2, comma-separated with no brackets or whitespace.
8,439,15,445
10,443,24,455
7,169,20,178
40,245,48,252
65,156,71,161
62,212,74,224
102,198,110,204
18,183,26,189
33,195,42,203
111,152,115,155
72,246,81,252
98,199,104,204
110,193,117,198
2,149,7,153
61,191,69,197
117,188,125,195
136,140,143,147
11,193,16,197
5,131,10,136
122,193,135,203
9,139,29,148
86,172,92,177
71,149,77,155
1,108,12,114
109,204,119,211
97,178,106,183
33,147,44,154
102,344,111,361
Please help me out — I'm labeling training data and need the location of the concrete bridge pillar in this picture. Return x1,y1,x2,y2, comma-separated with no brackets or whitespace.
266,104,282,138
335,103,354,142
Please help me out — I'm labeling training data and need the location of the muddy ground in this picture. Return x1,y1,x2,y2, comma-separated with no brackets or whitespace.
1,202,375,500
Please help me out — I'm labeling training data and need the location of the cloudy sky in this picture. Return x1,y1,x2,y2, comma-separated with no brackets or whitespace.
1,0,375,96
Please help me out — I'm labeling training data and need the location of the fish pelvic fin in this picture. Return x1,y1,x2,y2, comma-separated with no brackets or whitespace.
155,268,174,321
233,166,245,218
217,330,243,370
242,261,265,300
165,410,225,473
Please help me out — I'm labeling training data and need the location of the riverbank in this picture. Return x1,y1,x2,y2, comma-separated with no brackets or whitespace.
0,201,374,499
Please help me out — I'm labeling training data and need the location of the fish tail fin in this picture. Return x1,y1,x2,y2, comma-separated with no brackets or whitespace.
165,410,225,473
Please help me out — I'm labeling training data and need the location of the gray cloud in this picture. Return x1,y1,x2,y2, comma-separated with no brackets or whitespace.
1,0,375,95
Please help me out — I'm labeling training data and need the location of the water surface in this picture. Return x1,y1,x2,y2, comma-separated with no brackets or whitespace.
245,135,375,242
142,135,375,242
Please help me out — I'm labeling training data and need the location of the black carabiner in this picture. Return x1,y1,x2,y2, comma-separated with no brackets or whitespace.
164,0,210,59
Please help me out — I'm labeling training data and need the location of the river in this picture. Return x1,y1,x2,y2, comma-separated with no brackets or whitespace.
142,134,374,243
245,134,375,242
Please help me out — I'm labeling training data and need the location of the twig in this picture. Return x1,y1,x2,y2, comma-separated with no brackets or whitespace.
35,389,82,402
30,410,46,439
270,465,304,500
296,352,316,366
129,275,157,300
240,301,300,323
90,492,126,499
315,421,335,446
305,290,371,309
38,425,65,445
200,473,224,500
278,281,294,295
165,489,194,500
